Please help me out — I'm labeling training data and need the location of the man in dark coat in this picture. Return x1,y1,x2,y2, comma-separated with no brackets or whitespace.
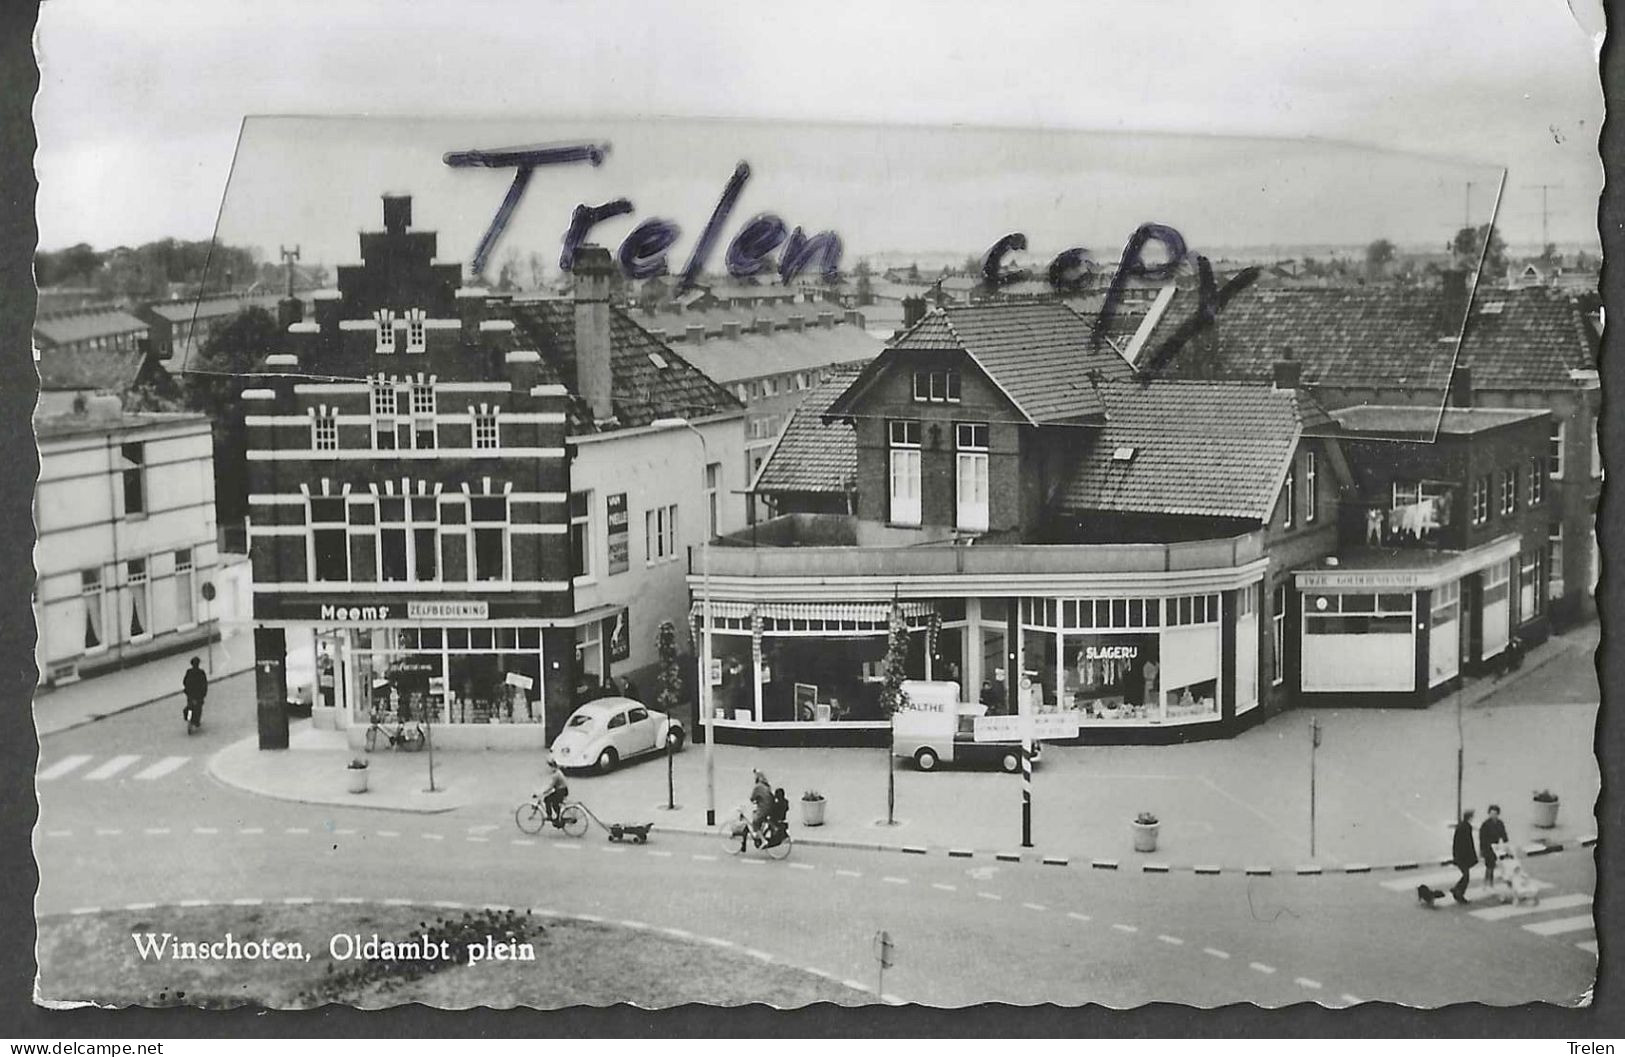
1478,804,1509,891
1450,809,1478,904
182,657,209,731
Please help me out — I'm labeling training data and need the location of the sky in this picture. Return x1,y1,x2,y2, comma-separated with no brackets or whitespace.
33,0,1605,264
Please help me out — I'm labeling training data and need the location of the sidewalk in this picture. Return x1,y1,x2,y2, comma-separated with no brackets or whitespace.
206,619,1600,871
34,636,256,738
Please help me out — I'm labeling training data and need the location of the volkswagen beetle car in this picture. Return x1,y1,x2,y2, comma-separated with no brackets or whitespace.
551,697,686,774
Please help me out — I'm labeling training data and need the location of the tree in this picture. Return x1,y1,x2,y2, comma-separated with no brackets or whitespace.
877,603,912,826
655,620,684,810
187,307,282,547
1364,239,1396,278
906,262,920,282
1451,224,1507,278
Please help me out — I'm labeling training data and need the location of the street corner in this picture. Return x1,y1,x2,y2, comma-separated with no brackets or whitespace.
207,734,474,814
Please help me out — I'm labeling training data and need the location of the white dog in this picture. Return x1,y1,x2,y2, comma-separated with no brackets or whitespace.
1491,840,1541,906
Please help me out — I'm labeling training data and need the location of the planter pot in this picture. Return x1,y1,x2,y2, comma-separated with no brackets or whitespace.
347,768,369,795
1131,821,1160,853
1532,797,1559,829
801,799,827,827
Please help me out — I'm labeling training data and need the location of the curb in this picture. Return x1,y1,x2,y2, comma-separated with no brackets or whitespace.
38,898,897,1005
206,737,467,816
1458,632,1584,710
38,664,256,738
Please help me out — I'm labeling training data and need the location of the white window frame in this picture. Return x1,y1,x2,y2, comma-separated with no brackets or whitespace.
1304,450,1318,523
410,383,437,450
81,567,107,655
405,308,427,354
473,410,500,451
889,419,922,526
120,442,146,517
955,422,989,533
1471,475,1490,526
704,463,721,539
1528,458,1544,506
1500,467,1517,516
1271,584,1286,686
375,309,397,353
313,412,338,452
173,548,196,629
645,503,678,565
470,495,510,582
125,557,151,643
371,381,399,450
1548,524,1565,600
570,490,594,581
1549,421,1565,480
308,496,351,583
1281,462,1296,528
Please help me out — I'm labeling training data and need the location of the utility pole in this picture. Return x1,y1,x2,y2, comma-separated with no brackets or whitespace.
279,244,302,297
1522,184,1564,251
1309,718,1321,858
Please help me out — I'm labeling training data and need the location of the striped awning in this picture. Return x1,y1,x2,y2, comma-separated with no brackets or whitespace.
689,600,936,626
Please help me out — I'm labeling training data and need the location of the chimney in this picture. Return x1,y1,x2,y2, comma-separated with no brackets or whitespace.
1441,268,1468,332
817,311,835,330
1448,365,1474,407
382,193,412,236
755,318,775,335
902,297,926,328
572,245,616,422
845,309,866,329
788,314,805,333
722,320,742,341
803,291,817,304
1271,351,1301,390
506,349,541,393
685,324,705,344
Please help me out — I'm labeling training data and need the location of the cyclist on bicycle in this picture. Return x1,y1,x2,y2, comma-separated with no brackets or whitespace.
541,755,569,823
766,787,790,847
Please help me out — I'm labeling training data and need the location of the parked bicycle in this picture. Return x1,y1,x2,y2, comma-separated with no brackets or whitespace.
720,807,792,860
514,793,589,837
364,709,426,753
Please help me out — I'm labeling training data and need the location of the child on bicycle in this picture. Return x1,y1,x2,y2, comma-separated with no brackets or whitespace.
541,755,569,823
767,788,790,847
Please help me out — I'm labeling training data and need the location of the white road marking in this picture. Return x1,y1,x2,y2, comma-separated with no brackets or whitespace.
1112,924,1138,933
598,845,624,854
743,949,774,962
283,897,315,905
703,937,735,949
133,756,189,781
1577,940,1598,955
618,920,649,930
44,830,71,838
433,902,465,910
1203,948,1230,959
836,869,862,877
692,853,718,862
192,828,218,835
1523,915,1595,937
554,842,581,851
422,833,444,841
883,877,909,885
239,828,264,835
125,902,157,911
232,898,262,906
663,928,693,939
334,897,364,905
1250,962,1276,974
373,830,399,838
1471,893,1590,921
178,900,211,907
977,892,1002,902
512,839,535,847
1022,902,1047,912
69,907,100,915
38,755,93,781
334,828,357,835
1158,935,1184,946
932,883,957,892
466,837,489,843
94,829,122,836
788,862,813,870
468,824,499,835
285,827,310,835
382,898,412,906
573,913,603,923
739,857,766,866
84,755,141,781
648,850,673,858
144,828,170,836
1067,912,1092,923
1295,978,1323,990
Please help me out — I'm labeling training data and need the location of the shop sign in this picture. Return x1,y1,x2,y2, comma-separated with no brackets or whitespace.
1297,571,1423,589
388,658,439,673
407,600,490,621
608,608,631,662
973,713,1081,742
606,493,630,575
504,672,535,690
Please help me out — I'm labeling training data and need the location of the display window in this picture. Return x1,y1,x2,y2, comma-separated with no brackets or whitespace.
347,625,545,726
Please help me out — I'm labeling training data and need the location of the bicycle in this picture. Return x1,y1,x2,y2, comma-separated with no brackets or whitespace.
364,710,426,753
720,808,792,860
514,793,589,837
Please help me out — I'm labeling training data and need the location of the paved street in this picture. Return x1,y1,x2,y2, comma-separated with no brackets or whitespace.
33,639,1599,1008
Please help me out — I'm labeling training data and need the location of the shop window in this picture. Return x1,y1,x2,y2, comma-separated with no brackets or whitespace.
1470,475,1490,526
888,420,922,526
1549,422,1565,479
471,496,509,581
313,412,338,452
375,309,396,353
310,497,349,582
1167,593,1219,627
81,568,105,651
125,558,150,640
1304,451,1318,523
1528,458,1544,506
1304,592,1412,635
1431,580,1460,627
174,548,195,626
120,442,146,516
570,491,593,579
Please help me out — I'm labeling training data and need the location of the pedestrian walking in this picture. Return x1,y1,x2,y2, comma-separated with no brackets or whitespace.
182,657,209,733
1450,809,1479,904
1479,804,1509,891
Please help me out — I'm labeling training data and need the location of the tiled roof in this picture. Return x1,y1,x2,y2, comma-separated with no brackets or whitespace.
1332,405,1548,437
882,302,1137,423
506,300,744,432
1057,381,1332,521
664,324,881,384
1140,284,1597,391
752,364,864,495
36,346,152,392
33,308,148,347
143,293,285,323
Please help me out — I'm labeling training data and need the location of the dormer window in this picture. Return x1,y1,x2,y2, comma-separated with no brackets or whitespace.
912,369,961,403
405,308,427,353
375,309,397,353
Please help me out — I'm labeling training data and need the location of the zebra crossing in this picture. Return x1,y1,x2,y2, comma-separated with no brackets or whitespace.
38,753,194,783
1378,867,1595,957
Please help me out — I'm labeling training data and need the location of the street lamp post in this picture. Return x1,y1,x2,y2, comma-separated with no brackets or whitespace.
653,417,716,827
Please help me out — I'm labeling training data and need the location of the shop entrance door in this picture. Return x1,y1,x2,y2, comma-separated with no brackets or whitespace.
979,626,1008,713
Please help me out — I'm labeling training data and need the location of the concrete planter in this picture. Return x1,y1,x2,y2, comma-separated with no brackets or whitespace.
801,798,827,827
347,767,369,795
1131,820,1160,853
1532,796,1560,829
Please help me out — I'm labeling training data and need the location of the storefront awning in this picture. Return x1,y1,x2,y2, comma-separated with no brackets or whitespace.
1294,534,1524,592
690,600,937,627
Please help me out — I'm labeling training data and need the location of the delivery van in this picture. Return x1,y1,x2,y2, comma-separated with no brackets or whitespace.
891,680,1042,773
